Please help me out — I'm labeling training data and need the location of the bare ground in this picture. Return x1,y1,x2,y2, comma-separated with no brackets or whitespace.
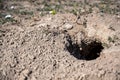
0,0,120,80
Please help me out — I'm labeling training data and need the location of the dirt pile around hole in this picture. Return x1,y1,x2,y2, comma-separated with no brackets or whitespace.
0,13,120,80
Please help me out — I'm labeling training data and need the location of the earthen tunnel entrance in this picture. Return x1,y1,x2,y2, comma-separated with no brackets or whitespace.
65,36,104,60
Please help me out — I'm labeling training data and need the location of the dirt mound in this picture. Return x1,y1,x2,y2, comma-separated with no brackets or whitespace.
0,13,120,80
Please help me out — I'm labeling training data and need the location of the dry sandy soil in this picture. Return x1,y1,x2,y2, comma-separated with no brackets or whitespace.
0,0,120,80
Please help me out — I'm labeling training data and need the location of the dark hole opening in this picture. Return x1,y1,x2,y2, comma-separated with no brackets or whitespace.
65,36,104,60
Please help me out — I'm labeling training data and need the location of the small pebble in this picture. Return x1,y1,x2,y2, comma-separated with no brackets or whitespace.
10,6,15,9
63,23,73,30
5,15,12,19
98,70,105,77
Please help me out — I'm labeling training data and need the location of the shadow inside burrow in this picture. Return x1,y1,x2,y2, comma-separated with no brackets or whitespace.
65,36,104,60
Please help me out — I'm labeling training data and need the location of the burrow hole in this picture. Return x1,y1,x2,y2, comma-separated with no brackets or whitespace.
65,36,104,60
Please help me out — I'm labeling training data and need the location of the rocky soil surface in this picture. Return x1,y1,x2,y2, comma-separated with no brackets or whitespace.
0,0,120,80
